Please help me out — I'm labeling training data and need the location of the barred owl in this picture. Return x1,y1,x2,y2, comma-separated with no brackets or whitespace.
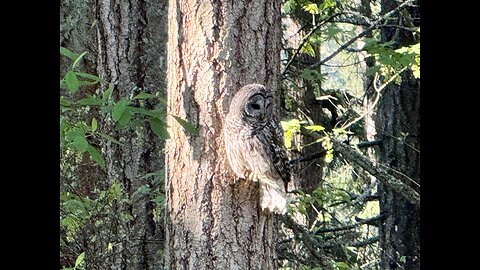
223,83,290,214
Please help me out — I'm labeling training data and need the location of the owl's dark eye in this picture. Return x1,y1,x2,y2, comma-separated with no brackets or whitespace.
251,103,261,110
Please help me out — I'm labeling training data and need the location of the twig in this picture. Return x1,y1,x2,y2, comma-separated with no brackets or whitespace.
340,66,408,130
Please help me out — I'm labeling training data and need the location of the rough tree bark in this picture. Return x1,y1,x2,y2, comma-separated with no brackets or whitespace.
375,1,420,269
165,0,282,269
94,0,168,269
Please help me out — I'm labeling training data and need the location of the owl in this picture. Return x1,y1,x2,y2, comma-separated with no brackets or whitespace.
223,83,290,214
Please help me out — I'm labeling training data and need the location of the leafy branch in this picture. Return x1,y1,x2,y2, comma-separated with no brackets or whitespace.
310,0,416,68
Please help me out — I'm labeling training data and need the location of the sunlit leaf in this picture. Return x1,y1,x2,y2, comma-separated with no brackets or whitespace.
72,51,87,70
91,118,97,133
75,252,85,268
304,125,325,132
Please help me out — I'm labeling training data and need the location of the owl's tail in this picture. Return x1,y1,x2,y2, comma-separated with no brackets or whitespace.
259,178,288,215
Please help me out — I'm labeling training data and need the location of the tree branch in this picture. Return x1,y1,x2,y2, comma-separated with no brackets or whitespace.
310,0,416,68
332,139,420,206
281,12,345,77
314,215,382,234
288,139,382,166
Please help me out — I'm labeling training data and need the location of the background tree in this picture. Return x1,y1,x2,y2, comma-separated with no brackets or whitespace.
60,0,168,268
375,0,420,268
164,1,282,269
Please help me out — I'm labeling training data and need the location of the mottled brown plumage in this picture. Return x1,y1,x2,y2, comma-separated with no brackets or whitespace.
223,83,290,214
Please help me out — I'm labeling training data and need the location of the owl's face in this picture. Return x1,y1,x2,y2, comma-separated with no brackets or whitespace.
243,92,273,123
226,83,275,127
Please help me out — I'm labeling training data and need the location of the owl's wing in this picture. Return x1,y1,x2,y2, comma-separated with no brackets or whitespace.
268,117,291,188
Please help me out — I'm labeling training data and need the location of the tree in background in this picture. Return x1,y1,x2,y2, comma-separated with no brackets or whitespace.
60,0,168,268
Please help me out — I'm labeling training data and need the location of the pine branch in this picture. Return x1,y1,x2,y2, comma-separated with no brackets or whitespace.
314,215,382,234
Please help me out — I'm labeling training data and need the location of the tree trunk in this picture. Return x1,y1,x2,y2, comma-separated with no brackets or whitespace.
95,0,168,269
165,1,282,269
376,1,420,269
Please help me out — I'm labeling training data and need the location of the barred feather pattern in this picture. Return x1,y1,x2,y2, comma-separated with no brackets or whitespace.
223,84,290,214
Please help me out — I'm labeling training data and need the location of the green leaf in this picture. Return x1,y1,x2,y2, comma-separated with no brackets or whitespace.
111,100,128,122
72,135,89,153
117,109,132,126
299,42,315,57
75,252,85,268
60,46,78,60
75,72,102,83
108,182,122,200
77,97,103,106
335,262,349,270
365,65,381,76
284,129,293,149
132,184,151,198
65,71,79,93
130,107,163,118
60,96,71,107
172,115,199,136
303,3,320,14
133,92,158,99
103,83,114,101
282,0,296,13
97,132,123,145
322,26,342,39
280,119,302,131
151,194,165,205
91,118,97,133
86,145,105,168
72,51,87,70
65,128,85,142
149,118,170,140
304,125,325,132
140,172,161,180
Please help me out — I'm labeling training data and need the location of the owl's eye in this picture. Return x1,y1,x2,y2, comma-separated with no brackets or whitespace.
251,103,261,110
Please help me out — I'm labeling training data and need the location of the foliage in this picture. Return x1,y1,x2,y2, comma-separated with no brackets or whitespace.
363,38,421,79
279,0,419,269
59,47,179,268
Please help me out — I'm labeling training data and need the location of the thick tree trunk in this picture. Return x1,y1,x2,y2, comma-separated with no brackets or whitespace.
165,1,282,269
95,0,168,269
376,1,420,269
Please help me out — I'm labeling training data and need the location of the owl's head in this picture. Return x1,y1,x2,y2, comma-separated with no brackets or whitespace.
229,84,274,125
